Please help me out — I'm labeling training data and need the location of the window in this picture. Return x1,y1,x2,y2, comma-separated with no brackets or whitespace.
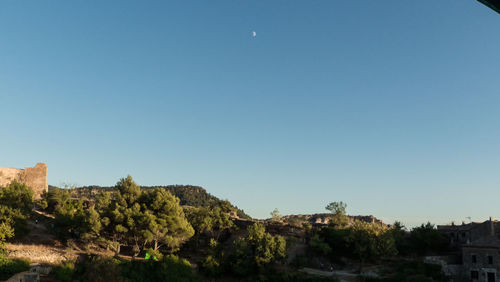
488,255,493,264
472,255,477,263
471,270,479,280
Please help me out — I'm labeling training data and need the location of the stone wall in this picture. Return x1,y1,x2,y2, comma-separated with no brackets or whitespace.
0,163,48,199
462,246,500,282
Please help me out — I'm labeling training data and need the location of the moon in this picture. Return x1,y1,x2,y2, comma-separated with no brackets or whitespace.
252,31,257,38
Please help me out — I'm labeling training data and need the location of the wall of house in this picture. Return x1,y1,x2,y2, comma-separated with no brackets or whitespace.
463,247,500,282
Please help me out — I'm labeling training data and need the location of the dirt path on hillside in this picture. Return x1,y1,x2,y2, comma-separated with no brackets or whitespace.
11,209,58,245
27,210,57,243
7,210,72,264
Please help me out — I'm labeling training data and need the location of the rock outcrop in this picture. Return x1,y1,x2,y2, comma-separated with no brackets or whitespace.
0,163,48,199
281,213,385,226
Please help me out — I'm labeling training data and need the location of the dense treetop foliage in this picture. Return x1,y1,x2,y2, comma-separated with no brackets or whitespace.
0,181,33,279
197,222,287,278
48,176,195,257
186,202,235,244
52,183,251,219
0,181,33,250
409,222,447,255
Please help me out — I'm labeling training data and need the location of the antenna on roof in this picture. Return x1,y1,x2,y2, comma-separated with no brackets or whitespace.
467,216,472,223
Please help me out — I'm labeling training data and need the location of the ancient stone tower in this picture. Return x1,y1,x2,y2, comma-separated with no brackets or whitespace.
0,163,48,200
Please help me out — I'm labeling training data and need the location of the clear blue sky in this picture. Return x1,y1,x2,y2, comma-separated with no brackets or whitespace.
1,1,499,227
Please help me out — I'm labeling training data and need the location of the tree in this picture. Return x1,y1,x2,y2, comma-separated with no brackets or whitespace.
37,191,49,210
270,208,281,221
0,206,28,238
95,191,122,254
81,207,102,240
325,201,346,215
231,223,286,276
390,221,410,256
187,203,235,246
0,181,34,238
0,222,14,256
97,176,194,256
410,222,446,255
53,197,89,240
45,187,73,213
141,188,194,251
317,225,352,259
206,205,234,240
97,176,145,255
347,220,397,271
325,201,349,228
186,207,212,246
0,181,33,215
200,238,223,277
116,175,141,205
309,234,332,256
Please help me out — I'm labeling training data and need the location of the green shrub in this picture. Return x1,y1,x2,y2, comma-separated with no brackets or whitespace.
74,256,123,282
0,257,30,280
200,255,221,277
229,223,287,276
50,261,75,281
120,254,200,282
309,234,332,255
50,254,200,282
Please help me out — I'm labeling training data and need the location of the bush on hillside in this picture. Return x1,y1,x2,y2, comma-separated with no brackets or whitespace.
0,257,30,281
0,181,34,238
74,256,123,282
49,254,201,282
121,254,200,282
50,261,75,281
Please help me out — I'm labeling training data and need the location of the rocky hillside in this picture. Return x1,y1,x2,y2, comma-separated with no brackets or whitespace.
281,213,385,226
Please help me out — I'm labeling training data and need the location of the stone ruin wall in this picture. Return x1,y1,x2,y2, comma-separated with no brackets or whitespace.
0,163,48,200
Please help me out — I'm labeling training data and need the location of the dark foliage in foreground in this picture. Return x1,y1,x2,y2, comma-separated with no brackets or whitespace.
0,257,30,281
360,261,447,282
51,255,201,282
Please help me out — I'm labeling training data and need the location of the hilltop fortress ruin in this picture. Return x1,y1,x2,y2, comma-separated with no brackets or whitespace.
0,163,48,199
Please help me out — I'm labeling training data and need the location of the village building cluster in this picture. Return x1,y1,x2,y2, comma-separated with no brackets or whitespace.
431,218,500,282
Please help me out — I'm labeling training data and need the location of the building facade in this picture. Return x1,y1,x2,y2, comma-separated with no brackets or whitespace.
436,218,500,282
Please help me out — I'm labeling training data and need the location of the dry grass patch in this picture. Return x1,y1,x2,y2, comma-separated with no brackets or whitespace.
6,243,78,264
